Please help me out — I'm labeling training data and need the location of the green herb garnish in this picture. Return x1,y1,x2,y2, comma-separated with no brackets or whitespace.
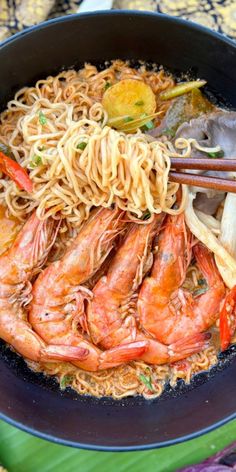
142,120,155,131
162,128,176,138
207,150,224,158
135,100,144,106
39,110,47,126
77,141,87,151
104,82,112,91
29,155,42,169
0,143,11,156
139,374,155,392
123,116,134,123
142,211,151,220
193,286,208,298
60,375,73,390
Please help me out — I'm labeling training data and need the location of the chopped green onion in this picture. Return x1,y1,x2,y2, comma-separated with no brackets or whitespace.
207,150,224,158
104,81,112,91
160,80,207,101
29,155,42,169
142,211,151,220
0,143,11,157
77,141,87,151
162,128,176,138
108,112,159,133
60,375,74,390
193,286,208,298
123,116,134,123
39,110,47,125
142,120,155,131
135,100,144,106
139,374,155,392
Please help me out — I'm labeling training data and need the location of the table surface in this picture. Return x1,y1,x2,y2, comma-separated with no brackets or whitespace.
0,419,236,472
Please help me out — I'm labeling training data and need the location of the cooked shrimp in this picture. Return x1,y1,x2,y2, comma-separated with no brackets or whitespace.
29,207,148,371
87,214,211,365
138,214,226,345
87,214,164,347
0,212,88,362
220,285,236,351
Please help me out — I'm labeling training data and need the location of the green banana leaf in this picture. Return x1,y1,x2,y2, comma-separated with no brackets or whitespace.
0,420,236,472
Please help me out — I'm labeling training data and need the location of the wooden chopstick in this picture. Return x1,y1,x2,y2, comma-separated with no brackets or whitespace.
169,172,236,193
169,158,236,193
170,158,236,172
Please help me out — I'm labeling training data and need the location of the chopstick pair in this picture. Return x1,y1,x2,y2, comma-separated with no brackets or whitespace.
169,158,236,193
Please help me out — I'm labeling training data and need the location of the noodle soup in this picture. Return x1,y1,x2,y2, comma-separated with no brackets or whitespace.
0,60,233,399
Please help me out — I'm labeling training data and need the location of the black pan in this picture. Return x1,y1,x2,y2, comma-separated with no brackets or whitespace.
0,11,236,451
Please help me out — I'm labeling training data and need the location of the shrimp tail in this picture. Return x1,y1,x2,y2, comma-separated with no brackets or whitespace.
0,315,89,363
169,332,211,362
41,345,89,362
99,341,148,369
220,285,236,351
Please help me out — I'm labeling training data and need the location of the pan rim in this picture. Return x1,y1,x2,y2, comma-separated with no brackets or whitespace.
1,410,236,451
0,10,236,52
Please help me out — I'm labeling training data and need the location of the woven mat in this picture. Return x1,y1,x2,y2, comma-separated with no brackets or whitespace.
0,0,235,42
